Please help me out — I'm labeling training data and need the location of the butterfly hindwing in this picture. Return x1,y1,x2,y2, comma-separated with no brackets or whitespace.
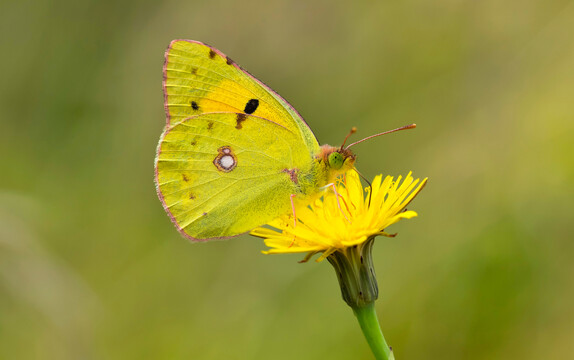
156,112,312,240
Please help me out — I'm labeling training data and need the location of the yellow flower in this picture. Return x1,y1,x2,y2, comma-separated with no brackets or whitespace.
251,171,427,262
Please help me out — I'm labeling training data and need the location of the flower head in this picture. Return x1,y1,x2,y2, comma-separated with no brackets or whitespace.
251,171,427,262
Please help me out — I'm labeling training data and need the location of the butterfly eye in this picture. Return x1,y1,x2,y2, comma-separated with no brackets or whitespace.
328,152,345,170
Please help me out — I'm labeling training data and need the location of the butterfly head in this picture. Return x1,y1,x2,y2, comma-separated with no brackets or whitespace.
319,126,357,173
328,148,356,170
319,145,356,174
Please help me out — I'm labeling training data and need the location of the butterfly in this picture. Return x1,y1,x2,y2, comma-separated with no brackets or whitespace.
155,40,413,241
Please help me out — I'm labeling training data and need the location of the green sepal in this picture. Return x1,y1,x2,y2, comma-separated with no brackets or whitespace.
327,237,378,307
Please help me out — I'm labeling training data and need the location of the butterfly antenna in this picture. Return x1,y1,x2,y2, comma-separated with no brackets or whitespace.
345,124,417,149
353,168,373,207
340,127,357,149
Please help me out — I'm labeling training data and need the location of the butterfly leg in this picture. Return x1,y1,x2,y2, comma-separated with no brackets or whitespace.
322,183,351,223
290,194,298,228
288,194,297,248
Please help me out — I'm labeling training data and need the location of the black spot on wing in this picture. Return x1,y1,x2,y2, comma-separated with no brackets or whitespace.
226,56,234,65
244,99,259,114
209,49,216,59
191,101,199,110
207,121,214,130
236,114,247,129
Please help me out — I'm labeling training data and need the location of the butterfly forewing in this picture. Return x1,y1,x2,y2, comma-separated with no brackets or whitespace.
163,40,319,153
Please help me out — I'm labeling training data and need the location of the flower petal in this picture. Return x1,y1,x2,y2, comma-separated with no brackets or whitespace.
251,172,427,258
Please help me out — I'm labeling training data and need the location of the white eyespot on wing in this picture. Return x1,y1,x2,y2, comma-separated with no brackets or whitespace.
213,146,237,172
220,155,235,170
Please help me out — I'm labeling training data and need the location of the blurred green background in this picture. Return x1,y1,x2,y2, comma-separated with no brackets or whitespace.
1,0,573,359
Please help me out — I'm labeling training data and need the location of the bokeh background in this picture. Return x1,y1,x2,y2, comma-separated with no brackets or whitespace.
1,0,573,359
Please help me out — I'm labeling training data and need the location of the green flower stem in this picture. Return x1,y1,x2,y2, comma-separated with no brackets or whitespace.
327,238,394,359
353,303,392,360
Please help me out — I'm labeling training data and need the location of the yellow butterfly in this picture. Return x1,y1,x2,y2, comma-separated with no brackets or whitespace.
155,40,412,241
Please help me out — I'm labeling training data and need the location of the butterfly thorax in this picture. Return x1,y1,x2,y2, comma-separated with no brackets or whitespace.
294,145,356,199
